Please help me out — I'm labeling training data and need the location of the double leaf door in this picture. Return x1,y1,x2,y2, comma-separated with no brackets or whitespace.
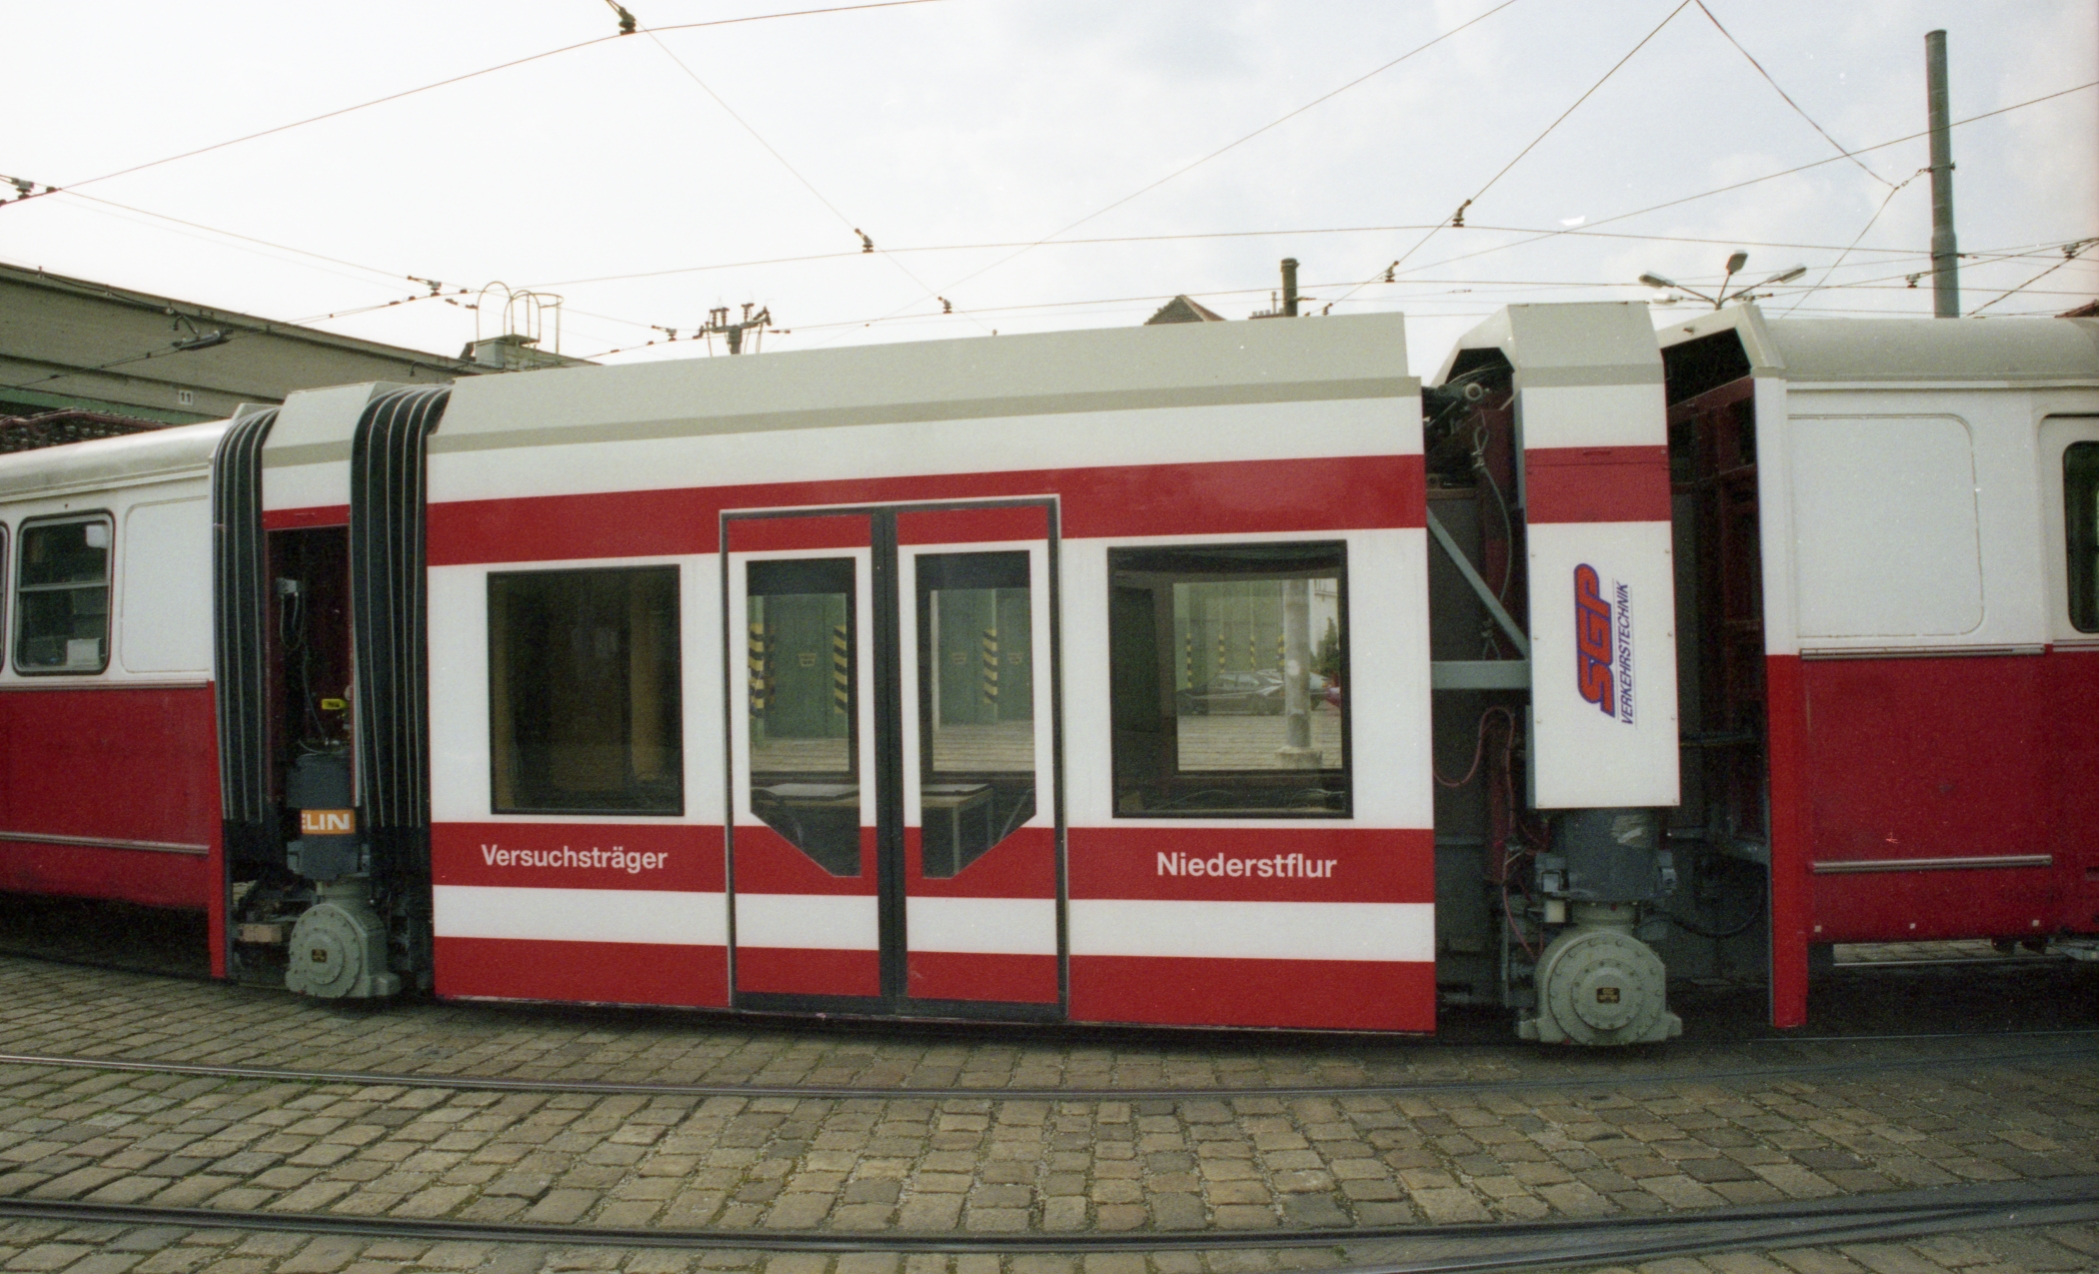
725,503,1059,1015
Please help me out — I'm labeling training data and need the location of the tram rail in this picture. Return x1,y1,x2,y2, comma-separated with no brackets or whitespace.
0,1178,2093,1272
3,1030,2094,1103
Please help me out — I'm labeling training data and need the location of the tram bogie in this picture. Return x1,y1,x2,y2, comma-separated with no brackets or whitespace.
0,302,2091,1042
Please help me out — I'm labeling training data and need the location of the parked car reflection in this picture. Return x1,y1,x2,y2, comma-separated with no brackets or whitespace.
1175,669,1330,716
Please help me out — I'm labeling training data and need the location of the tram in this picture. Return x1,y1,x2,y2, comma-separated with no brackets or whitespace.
0,301,2091,1044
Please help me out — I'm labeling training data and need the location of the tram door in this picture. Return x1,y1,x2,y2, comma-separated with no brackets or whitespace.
725,503,1060,1016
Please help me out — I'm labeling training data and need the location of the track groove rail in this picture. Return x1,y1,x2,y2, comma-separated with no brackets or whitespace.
0,1041,2094,1101
1,1182,2095,1271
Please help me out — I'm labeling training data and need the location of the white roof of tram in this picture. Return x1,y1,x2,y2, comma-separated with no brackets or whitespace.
0,417,230,501
433,314,1418,450
1429,302,1662,387
1659,304,2099,385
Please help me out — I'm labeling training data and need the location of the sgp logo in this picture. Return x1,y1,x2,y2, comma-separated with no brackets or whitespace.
1574,564,1615,717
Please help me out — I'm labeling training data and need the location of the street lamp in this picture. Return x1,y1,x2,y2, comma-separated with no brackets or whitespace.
1639,252,1805,309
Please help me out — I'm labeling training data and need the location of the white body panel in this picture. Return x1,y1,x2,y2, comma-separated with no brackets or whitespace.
0,422,222,688
1068,899,1434,962
1526,521,1681,807
1446,303,1682,810
434,884,728,946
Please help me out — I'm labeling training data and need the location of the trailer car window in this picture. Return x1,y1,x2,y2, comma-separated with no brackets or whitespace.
2070,442,2099,632
1108,543,1349,817
14,515,112,674
488,566,683,814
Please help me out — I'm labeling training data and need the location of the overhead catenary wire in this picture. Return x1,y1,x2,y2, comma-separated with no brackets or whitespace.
528,224,1933,290
12,15,2089,367
629,10,988,334
841,0,1525,332
1967,238,2099,316
1335,0,1694,306
0,0,948,210
1780,169,1924,314
1365,79,2099,290
1692,0,1893,188
672,237,2096,353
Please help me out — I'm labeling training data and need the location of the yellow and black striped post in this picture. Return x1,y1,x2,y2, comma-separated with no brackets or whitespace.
831,624,850,716
747,621,769,714
1184,630,1195,689
1215,631,1226,678
981,627,1000,709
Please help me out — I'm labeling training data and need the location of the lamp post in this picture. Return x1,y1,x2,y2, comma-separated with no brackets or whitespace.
1639,253,1805,309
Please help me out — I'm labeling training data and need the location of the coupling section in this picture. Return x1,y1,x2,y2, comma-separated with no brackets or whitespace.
1519,808,1682,1045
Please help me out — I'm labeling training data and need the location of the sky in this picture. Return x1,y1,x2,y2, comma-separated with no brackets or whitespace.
5,0,2095,377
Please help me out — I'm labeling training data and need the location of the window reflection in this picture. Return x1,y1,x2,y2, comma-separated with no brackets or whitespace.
1110,544,1349,817
16,516,112,673
917,552,1034,877
489,566,682,814
747,558,861,875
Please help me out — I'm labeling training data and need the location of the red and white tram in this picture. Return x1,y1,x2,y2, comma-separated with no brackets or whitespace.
0,302,2091,1043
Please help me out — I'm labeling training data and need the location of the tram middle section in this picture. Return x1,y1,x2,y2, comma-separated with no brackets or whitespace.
0,302,2094,1042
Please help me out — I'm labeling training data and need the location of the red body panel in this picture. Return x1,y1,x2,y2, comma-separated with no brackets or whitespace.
436,936,727,1007
1070,956,1434,1032
1068,826,1436,1030
0,687,222,917
897,505,1050,545
432,822,725,892
429,456,1426,567
1793,649,2099,943
1525,446,1672,524
726,514,872,553
731,824,876,896
1067,826,1436,902
738,946,881,998
907,951,1058,1003
262,507,350,531
1763,655,1813,1028
904,826,1054,899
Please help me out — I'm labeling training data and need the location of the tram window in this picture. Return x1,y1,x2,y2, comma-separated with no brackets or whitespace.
2070,442,2099,632
15,515,112,674
916,551,1034,878
747,558,861,875
488,566,682,814
1108,543,1349,817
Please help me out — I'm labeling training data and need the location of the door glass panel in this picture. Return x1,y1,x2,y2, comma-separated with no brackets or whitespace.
747,558,860,875
916,552,1035,878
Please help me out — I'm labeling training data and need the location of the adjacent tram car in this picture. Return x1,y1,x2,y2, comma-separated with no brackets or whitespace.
0,301,2091,1043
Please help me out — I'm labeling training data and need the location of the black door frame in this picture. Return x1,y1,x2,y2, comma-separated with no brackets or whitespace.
722,498,1065,1021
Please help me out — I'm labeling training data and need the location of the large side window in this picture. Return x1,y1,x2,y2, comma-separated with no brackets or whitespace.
2070,442,2099,633
489,566,682,814
1109,543,1349,817
15,514,112,674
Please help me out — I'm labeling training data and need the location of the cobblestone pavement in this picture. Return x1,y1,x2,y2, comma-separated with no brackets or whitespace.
0,940,2096,1274
3,1054,2097,1235
2,1216,2098,1274
1,954,2094,1094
